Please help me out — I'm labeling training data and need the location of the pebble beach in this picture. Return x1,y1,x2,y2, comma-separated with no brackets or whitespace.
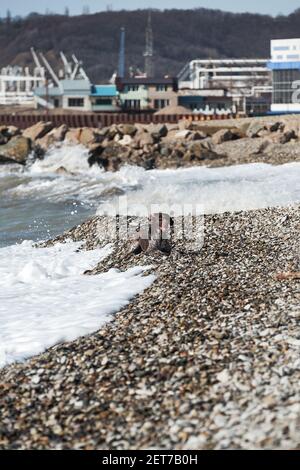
1,204,300,450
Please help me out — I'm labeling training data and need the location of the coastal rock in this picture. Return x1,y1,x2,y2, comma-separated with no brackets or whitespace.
0,155,16,164
101,143,131,160
175,130,191,139
0,125,20,144
0,135,31,164
178,119,194,131
34,137,53,153
7,125,21,138
166,123,179,132
34,125,69,153
149,123,168,139
159,143,172,157
279,129,296,144
51,124,68,142
119,134,133,146
65,129,81,144
246,122,266,138
79,128,97,146
107,124,119,139
267,121,284,133
0,130,8,145
183,146,220,162
281,123,298,140
55,166,76,176
118,124,137,136
89,142,133,171
187,131,207,141
265,130,296,145
23,121,54,141
135,131,154,147
212,128,240,145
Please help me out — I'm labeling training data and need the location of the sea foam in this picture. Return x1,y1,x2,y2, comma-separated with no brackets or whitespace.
0,241,154,368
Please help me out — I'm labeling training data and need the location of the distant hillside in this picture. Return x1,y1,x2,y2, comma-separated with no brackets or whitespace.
1,8,300,82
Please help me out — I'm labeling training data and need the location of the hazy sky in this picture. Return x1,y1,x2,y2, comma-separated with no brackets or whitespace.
2,1,300,17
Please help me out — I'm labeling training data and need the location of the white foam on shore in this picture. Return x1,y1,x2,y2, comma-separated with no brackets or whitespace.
0,241,155,368
96,162,300,215
3,144,300,213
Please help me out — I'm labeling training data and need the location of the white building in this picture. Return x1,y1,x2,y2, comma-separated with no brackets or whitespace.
268,38,300,113
178,59,272,114
0,66,46,106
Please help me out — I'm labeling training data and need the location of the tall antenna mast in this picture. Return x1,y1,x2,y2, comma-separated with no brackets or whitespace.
118,27,125,78
144,10,154,78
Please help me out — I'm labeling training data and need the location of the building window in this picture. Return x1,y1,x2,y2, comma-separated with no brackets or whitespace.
156,85,168,92
68,98,84,107
126,85,139,92
272,69,300,104
287,54,300,60
124,99,140,110
95,98,112,106
154,99,170,109
273,46,290,51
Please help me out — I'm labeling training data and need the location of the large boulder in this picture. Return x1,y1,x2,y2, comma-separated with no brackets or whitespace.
246,122,267,138
107,124,119,140
51,124,68,142
135,131,154,148
79,127,97,147
119,134,133,146
118,124,137,136
265,130,296,145
178,119,194,131
175,130,191,139
0,125,20,144
89,142,132,171
166,123,179,132
34,135,55,153
281,120,300,138
23,121,54,142
183,142,221,162
267,121,284,133
187,131,207,141
34,124,69,153
0,135,31,164
65,129,81,144
212,128,240,145
148,123,168,139
0,130,8,145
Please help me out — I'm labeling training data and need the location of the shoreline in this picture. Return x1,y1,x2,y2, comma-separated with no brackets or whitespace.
1,205,300,449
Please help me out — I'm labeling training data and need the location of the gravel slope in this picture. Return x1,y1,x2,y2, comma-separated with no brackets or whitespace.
1,205,300,450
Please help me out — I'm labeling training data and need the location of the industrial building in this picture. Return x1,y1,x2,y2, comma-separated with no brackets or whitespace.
268,38,300,113
0,65,45,107
178,59,272,114
177,88,233,114
33,50,120,113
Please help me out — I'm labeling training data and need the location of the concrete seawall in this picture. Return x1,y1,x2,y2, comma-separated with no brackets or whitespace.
0,112,234,130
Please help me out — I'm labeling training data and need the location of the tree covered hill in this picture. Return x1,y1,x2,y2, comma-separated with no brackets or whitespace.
1,8,300,82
